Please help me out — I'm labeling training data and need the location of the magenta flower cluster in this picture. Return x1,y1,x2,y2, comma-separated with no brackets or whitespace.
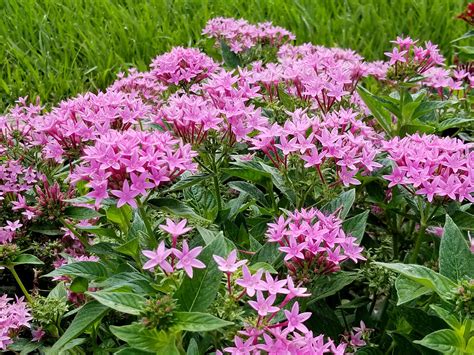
382,134,474,203
384,36,445,74
71,130,196,207
158,70,263,145
30,91,152,162
0,295,32,350
250,108,382,186
250,44,371,112
0,160,41,243
266,208,365,275
203,17,295,53
109,68,167,104
150,47,218,86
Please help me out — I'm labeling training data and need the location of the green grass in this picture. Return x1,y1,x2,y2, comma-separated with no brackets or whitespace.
0,0,468,112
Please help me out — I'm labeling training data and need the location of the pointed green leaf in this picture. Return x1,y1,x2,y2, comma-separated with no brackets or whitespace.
376,262,456,299
49,301,109,353
173,312,233,332
439,216,474,281
86,291,146,315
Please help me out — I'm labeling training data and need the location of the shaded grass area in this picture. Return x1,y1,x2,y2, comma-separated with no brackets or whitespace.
0,0,468,111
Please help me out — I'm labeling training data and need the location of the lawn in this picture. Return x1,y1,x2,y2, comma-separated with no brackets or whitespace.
0,0,467,111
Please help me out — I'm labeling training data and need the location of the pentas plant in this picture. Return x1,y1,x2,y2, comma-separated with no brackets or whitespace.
266,208,365,280
1,14,474,355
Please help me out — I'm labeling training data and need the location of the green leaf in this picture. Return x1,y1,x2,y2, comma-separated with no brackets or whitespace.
115,237,140,258
395,276,431,305
308,272,359,304
75,225,118,239
64,206,102,220
430,305,462,331
173,312,233,332
251,242,281,265
357,86,393,135
107,205,132,232
110,324,178,354
196,226,223,245
45,261,108,280
69,277,89,293
222,170,270,188
48,282,68,300
86,291,146,315
147,198,208,222
453,45,474,55
414,329,464,354
259,162,296,205
49,301,109,353
114,348,154,355
186,339,199,355
175,237,230,312
342,210,369,243
10,254,44,266
248,262,277,274
375,262,456,299
220,40,241,68
451,29,474,43
167,173,209,192
228,181,268,206
451,210,474,231
437,117,474,132
29,224,63,236
321,189,355,220
439,215,474,281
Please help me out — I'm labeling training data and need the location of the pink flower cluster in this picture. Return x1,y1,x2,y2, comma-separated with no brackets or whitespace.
382,134,474,202
250,108,382,186
0,160,42,244
212,251,345,354
158,70,263,145
71,130,197,207
30,91,151,161
0,97,43,153
142,218,204,278
150,47,218,86
384,36,445,75
249,44,370,112
266,208,365,276
422,66,474,97
0,295,32,350
203,17,295,53
108,68,167,103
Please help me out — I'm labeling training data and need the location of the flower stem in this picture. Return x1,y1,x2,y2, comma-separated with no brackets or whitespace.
8,266,33,303
137,199,154,238
410,198,429,263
